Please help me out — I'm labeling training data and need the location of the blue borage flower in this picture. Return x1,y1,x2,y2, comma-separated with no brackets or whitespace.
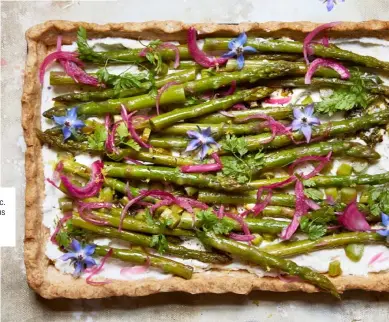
60,239,97,277
185,126,220,160
291,104,321,143
221,33,257,70
377,213,389,240
323,0,345,12
53,107,85,141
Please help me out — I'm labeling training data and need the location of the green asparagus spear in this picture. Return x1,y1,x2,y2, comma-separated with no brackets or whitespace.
150,87,274,130
162,121,288,136
146,140,379,170
247,53,302,61
45,61,302,118
53,69,197,102
224,60,340,78
198,190,296,207
261,232,385,257
267,77,389,96
94,245,193,279
149,111,389,151
249,171,389,190
72,216,231,264
36,129,195,167
43,84,186,118
194,106,293,124
88,211,196,237
176,212,288,234
221,110,389,152
103,159,389,192
203,38,389,71
181,61,307,94
198,231,340,298
77,41,191,64
256,141,380,171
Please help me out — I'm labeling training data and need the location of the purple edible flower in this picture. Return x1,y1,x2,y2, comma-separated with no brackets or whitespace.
221,33,257,70
377,213,389,240
53,107,85,141
185,126,220,160
323,0,345,12
59,239,96,277
291,104,321,143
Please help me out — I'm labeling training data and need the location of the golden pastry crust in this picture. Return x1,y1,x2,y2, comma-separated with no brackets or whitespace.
23,20,389,299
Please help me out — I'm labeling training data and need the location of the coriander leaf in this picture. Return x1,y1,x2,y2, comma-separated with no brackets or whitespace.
300,208,336,240
367,185,389,217
304,188,324,201
144,209,155,226
300,216,327,241
96,67,148,91
150,234,168,254
116,122,129,139
87,124,107,150
196,209,235,235
122,139,141,151
56,231,70,248
159,217,173,230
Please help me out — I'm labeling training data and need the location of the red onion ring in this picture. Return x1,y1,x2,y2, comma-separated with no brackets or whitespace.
50,212,72,244
305,58,350,85
86,248,113,285
156,82,178,115
187,27,228,68
59,160,104,199
180,152,223,173
303,22,341,64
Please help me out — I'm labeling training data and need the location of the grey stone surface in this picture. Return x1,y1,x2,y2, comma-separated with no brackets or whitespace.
1,1,389,321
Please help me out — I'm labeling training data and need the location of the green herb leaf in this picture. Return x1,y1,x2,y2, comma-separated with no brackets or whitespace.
222,134,248,157
76,27,99,61
150,234,168,254
56,231,70,248
221,156,251,184
316,71,375,116
87,123,107,150
300,217,327,240
196,209,235,235
304,188,324,201
144,209,155,226
143,40,164,74
96,67,148,91
367,185,389,217
221,136,264,184
122,139,141,151
300,208,336,240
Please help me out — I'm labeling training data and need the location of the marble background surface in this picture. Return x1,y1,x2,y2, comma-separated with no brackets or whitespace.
1,0,389,321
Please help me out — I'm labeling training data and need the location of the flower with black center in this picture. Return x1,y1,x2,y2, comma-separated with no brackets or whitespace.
291,104,321,143
185,126,220,160
221,33,257,70
59,239,97,277
53,107,85,141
